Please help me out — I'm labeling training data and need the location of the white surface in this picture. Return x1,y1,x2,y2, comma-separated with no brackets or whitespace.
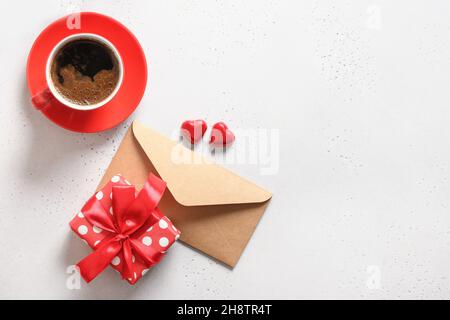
1,0,450,299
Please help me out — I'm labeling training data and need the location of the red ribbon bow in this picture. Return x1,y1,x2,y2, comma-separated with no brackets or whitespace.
76,174,172,283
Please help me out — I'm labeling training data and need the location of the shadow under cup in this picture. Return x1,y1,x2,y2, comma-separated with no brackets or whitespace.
46,34,123,111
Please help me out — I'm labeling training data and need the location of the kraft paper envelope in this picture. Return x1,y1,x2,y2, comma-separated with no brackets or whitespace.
97,121,272,267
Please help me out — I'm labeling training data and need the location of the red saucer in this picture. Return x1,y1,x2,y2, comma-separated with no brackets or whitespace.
27,12,147,133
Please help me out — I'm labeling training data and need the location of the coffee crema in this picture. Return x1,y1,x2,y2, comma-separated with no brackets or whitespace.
50,39,120,106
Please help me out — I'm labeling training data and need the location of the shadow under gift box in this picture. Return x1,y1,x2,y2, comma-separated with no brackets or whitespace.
97,121,272,267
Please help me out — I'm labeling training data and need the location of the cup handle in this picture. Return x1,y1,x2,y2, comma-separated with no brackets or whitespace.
31,87,55,110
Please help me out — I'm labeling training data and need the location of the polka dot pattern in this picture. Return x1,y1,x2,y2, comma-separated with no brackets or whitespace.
142,236,152,246
69,174,181,285
95,191,103,200
112,256,120,266
159,237,169,247
159,219,168,229
78,225,88,235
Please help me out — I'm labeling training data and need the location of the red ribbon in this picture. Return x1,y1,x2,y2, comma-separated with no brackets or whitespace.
76,174,167,283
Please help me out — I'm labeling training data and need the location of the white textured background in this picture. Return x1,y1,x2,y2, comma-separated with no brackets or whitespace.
1,0,450,299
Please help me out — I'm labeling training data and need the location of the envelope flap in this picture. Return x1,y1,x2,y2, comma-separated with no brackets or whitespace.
132,121,272,206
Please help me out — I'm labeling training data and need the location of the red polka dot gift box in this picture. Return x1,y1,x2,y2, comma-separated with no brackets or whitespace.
69,173,180,284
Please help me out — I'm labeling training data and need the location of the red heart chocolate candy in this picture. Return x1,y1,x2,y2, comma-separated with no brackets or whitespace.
181,119,207,144
209,122,235,147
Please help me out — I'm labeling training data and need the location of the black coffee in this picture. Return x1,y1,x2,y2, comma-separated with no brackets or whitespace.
50,39,120,105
